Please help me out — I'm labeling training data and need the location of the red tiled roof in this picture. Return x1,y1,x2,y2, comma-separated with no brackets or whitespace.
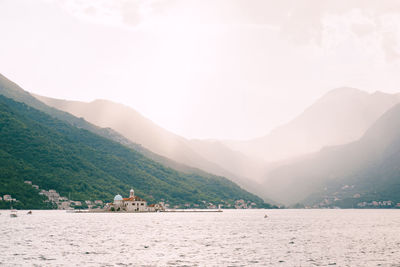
123,196,146,202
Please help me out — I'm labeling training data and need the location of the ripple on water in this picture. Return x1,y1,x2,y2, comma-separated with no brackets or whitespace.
1,210,400,266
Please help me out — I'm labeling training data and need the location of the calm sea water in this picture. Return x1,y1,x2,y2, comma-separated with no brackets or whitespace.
0,209,400,266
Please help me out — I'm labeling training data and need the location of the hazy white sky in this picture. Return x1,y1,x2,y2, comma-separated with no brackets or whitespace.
1,0,400,140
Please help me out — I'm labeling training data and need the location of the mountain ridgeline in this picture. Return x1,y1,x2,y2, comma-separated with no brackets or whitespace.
35,94,268,190
37,87,400,198
0,74,247,190
32,84,400,208
224,88,400,162
262,102,400,207
0,78,270,209
3,71,400,209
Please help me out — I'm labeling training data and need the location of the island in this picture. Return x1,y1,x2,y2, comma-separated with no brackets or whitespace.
103,189,165,212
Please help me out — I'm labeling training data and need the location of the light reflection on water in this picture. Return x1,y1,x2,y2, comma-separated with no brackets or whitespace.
1,209,400,266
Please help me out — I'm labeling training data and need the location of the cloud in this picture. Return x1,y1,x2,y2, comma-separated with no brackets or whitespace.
51,0,400,62
382,32,400,61
51,0,170,28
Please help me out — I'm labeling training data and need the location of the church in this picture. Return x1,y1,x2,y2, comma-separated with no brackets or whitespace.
107,189,164,212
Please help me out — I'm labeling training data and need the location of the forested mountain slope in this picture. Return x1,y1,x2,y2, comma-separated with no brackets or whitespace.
35,94,266,189
0,73,262,197
0,95,269,209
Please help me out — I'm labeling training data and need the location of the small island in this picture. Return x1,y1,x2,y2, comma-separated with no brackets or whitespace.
76,188,223,213
103,189,165,212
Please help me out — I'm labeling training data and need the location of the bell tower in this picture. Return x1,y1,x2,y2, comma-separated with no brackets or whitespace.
130,188,134,198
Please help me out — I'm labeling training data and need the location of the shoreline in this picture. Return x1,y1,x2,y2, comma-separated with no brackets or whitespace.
72,209,223,213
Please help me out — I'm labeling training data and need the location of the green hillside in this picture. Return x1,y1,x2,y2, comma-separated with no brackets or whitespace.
0,94,269,209
0,73,261,198
0,73,143,149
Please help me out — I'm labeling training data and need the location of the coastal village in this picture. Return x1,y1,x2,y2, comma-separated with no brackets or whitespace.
0,180,262,211
302,184,400,209
4,181,400,210
310,198,400,209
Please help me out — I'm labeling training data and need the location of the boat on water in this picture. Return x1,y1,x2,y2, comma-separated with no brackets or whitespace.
10,210,18,218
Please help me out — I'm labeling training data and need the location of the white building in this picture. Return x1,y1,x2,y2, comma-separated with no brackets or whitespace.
59,201,72,210
107,189,164,212
73,201,82,206
148,203,163,212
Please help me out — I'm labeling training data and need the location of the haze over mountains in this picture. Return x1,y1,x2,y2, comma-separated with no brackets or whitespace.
224,88,400,162
4,70,400,208
262,102,400,206
35,84,400,208
36,95,267,187
38,88,400,182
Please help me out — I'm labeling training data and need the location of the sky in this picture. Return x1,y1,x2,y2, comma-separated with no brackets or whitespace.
1,0,400,140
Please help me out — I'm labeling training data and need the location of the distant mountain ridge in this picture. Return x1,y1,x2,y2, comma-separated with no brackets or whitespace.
33,96,217,173
224,87,400,162
35,85,400,207
261,102,400,206
35,94,267,189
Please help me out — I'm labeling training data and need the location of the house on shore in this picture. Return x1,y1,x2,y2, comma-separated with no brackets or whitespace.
106,189,164,212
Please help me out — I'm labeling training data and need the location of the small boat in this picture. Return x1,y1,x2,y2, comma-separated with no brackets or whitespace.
10,210,18,218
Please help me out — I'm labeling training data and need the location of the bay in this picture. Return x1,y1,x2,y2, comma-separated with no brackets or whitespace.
1,209,399,266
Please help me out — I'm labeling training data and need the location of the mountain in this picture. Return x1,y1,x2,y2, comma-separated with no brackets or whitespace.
0,94,269,209
0,73,147,149
224,88,400,162
261,102,400,206
35,95,267,187
0,74,243,187
33,97,217,173
188,139,269,183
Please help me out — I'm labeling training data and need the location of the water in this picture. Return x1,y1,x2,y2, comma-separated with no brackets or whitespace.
1,209,400,266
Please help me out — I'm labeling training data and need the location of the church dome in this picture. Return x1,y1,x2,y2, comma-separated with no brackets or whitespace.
114,194,123,201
